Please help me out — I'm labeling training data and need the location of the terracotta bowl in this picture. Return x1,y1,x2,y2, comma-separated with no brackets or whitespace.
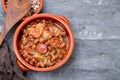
13,14,74,72
2,0,43,20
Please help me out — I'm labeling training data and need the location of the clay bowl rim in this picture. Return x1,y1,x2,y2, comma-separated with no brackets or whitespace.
2,0,43,20
13,14,74,72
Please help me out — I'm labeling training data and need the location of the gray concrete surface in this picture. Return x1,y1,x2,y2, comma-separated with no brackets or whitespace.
1,0,120,80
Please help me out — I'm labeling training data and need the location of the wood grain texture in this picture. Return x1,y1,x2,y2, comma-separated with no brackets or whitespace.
0,0,30,46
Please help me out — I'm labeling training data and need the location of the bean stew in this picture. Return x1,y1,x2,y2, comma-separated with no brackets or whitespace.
19,19,69,68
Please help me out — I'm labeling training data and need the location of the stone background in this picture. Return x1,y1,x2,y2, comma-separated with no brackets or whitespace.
1,0,120,80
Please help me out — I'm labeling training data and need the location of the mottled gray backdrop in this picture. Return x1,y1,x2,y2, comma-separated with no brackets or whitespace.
1,0,120,80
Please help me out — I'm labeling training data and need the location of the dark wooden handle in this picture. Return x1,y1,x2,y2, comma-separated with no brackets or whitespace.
0,0,30,46
0,27,7,45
